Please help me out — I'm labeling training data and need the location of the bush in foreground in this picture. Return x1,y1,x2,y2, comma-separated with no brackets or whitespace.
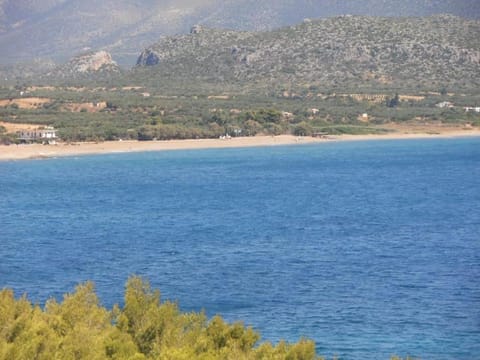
0,276,319,360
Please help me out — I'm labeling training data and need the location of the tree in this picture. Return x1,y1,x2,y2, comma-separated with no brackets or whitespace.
293,122,313,136
386,93,400,108
137,126,155,141
255,109,282,124
243,120,262,136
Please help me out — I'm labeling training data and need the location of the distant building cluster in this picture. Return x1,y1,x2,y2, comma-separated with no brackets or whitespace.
436,102,480,113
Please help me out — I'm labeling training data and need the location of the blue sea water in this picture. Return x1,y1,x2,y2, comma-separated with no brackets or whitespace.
1,138,479,359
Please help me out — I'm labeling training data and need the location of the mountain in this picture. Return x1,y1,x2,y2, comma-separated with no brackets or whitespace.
198,0,480,30
0,0,479,66
0,0,216,65
0,0,66,32
133,15,480,92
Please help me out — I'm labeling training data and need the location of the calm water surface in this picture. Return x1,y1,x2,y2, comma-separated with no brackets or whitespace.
1,138,479,359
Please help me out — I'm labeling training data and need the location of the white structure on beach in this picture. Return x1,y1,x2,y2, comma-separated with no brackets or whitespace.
17,126,57,143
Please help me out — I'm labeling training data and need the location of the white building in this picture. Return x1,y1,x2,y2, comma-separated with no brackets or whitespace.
464,107,480,113
436,101,454,109
17,126,57,143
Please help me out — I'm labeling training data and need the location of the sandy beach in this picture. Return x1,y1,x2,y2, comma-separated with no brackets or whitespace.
1,129,479,161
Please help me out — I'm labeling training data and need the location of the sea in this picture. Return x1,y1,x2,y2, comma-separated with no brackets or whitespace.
1,138,479,359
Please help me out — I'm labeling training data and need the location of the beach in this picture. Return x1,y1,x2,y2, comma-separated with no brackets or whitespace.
1,129,479,161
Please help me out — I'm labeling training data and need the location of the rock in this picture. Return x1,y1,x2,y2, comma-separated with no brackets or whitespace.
68,51,118,73
136,49,160,66
190,25,203,34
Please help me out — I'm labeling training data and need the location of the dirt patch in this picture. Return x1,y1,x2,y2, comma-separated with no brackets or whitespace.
27,86,57,91
208,95,231,100
0,121,41,132
399,95,425,102
61,102,107,112
0,97,52,109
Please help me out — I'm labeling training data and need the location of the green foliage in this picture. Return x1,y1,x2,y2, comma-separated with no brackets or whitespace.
1,83,478,142
243,120,262,136
315,125,392,135
293,122,313,136
253,109,283,124
0,277,321,360
0,126,18,145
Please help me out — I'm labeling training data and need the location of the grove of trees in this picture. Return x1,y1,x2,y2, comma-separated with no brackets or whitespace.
0,276,319,360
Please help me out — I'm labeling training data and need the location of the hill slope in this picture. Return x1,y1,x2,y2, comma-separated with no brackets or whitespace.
132,15,480,92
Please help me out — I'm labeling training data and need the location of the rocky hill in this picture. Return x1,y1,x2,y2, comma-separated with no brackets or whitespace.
43,50,121,80
133,15,480,92
0,0,479,65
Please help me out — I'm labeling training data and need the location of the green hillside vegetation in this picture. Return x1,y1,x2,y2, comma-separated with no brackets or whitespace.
0,84,478,143
0,276,320,360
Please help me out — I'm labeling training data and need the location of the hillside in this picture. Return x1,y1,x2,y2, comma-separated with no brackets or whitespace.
133,15,480,92
0,0,479,65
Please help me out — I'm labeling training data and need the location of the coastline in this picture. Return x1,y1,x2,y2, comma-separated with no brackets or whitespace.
1,130,479,161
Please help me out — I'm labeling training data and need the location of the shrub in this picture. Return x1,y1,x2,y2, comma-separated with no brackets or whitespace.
0,277,322,360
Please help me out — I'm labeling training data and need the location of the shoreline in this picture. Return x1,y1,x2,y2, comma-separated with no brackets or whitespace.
1,130,479,161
